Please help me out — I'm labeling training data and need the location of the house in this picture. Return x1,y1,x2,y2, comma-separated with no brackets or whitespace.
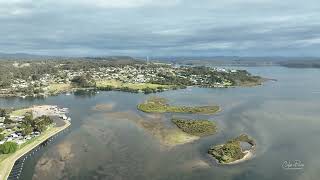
10,133,19,138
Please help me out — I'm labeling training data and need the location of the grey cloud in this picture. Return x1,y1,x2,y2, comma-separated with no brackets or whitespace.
0,0,319,56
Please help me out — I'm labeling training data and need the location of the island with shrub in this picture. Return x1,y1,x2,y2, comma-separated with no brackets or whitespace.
208,134,256,164
137,97,220,114
172,118,217,136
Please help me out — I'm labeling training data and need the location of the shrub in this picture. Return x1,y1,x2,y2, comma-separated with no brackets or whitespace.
0,142,18,154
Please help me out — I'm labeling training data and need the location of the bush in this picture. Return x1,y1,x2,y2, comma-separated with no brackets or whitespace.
172,119,217,136
0,134,4,141
0,142,18,154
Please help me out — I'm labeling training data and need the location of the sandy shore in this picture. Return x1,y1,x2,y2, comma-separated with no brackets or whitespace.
221,150,254,165
212,146,255,165
0,119,71,180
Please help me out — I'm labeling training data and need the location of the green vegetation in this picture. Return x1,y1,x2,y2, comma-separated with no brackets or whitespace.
0,134,4,141
96,80,175,94
20,113,53,136
0,109,8,117
47,83,73,94
0,59,263,98
208,140,244,163
71,73,96,88
137,97,220,114
172,118,217,136
208,134,255,164
10,108,31,116
0,142,18,154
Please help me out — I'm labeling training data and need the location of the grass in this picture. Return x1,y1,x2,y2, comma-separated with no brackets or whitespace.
208,134,255,164
137,97,220,114
47,83,73,94
172,118,217,136
96,79,171,90
10,108,31,116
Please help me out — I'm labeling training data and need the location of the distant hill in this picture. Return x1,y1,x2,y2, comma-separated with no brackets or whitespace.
279,60,320,68
0,52,60,60
152,56,320,68
1,53,319,68
0,53,142,64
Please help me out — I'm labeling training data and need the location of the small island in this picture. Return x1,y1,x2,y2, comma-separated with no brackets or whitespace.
137,97,220,114
0,105,71,179
172,118,217,136
208,134,256,164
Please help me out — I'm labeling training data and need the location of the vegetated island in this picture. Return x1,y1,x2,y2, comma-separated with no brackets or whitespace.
137,97,220,114
0,105,71,180
208,134,256,164
0,59,265,98
172,118,217,136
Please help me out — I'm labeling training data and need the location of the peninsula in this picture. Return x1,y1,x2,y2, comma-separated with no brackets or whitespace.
0,59,264,98
0,105,71,180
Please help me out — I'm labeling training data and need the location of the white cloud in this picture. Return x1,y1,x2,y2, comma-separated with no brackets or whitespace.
296,38,320,46
0,0,35,17
65,0,181,9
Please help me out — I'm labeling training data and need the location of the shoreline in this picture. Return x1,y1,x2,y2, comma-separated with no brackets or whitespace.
0,120,71,180
212,146,256,165
0,78,267,99
218,150,254,165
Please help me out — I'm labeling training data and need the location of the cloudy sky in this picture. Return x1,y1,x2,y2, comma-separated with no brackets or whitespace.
0,0,320,57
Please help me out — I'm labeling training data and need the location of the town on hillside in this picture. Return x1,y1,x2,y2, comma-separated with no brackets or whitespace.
0,60,263,97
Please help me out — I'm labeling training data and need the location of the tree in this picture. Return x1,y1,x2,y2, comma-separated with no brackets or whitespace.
4,117,13,124
0,108,8,117
21,125,33,136
23,113,34,126
0,134,4,141
0,142,18,154
34,115,53,132
71,74,96,88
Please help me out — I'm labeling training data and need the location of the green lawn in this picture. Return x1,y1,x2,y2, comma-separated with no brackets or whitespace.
47,83,73,94
10,108,31,116
96,80,171,90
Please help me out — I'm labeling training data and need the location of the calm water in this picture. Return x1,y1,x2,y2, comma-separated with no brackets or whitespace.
1,66,320,180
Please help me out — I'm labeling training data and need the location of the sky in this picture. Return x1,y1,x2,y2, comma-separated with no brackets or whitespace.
0,0,320,57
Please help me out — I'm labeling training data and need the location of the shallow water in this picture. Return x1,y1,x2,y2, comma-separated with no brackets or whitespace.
1,66,320,180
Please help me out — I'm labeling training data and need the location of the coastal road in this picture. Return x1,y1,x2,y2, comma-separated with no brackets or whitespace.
0,120,71,180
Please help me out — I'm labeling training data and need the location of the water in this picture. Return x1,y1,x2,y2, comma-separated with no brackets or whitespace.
1,66,319,180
